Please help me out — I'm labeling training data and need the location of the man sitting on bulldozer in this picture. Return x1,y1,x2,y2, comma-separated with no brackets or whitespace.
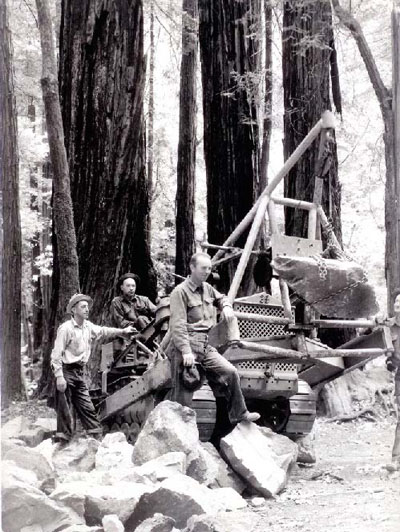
110,272,157,331
168,252,260,425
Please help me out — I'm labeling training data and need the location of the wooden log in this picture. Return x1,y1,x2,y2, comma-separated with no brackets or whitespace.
311,318,376,328
279,278,293,321
228,194,270,302
212,116,327,264
234,311,291,325
271,196,316,210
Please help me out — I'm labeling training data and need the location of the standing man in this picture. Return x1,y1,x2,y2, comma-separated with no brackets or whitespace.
51,294,135,442
110,273,157,331
169,252,260,424
386,290,400,471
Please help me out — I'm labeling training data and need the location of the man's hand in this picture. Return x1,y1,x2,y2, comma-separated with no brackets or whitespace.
122,325,138,337
183,352,195,367
56,376,67,393
222,305,235,322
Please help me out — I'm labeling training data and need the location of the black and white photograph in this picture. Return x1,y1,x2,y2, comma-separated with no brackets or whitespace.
1,0,399,530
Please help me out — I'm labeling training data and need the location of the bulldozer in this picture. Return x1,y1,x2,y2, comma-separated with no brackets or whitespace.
91,111,393,444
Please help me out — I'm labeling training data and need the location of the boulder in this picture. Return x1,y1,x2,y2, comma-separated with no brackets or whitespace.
199,442,245,493
2,459,39,488
35,438,57,468
1,415,30,439
2,471,83,532
1,437,26,455
18,426,47,447
124,474,220,530
220,422,298,498
186,444,218,485
52,437,100,479
293,433,316,464
51,480,155,526
211,488,247,511
62,527,102,532
102,514,125,532
33,417,57,435
50,485,86,519
184,512,250,532
3,445,54,482
134,452,187,482
132,401,199,466
95,432,134,471
134,513,176,532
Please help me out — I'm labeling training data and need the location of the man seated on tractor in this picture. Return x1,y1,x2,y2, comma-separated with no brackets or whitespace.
168,251,260,425
51,294,135,442
110,272,157,331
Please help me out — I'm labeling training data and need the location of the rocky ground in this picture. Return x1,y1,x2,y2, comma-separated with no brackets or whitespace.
1,400,399,532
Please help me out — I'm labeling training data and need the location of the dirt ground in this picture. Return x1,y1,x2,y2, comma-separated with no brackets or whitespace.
237,418,400,532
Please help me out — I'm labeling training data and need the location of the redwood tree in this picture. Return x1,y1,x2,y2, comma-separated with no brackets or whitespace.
198,0,261,293
175,0,198,278
282,0,342,241
59,0,157,327
0,0,23,406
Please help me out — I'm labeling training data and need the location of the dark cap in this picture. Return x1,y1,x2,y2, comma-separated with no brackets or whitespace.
117,272,141,290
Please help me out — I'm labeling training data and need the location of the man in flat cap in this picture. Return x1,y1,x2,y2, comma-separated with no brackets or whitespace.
110,273,157,331
51,293,136,442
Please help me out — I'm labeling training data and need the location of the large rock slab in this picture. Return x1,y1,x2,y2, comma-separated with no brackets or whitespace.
3,445,54,482
52,437,100,479
134,513,176,532
2,459,40,488
95,432,134,471
211,488,247,511
273,255,379,319
132,401,199,466
18,425,47,447
2,468,83,532
124,474,220,530
135,451,187,483
220,422,298,497
199,442,245,493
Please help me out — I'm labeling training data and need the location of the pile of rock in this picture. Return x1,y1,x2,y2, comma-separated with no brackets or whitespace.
1,400,299,532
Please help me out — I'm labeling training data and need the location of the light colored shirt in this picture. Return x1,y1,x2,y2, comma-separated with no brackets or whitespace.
169,277,231,355
51,318,124,377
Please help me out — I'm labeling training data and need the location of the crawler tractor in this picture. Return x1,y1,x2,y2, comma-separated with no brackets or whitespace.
91,111,393,443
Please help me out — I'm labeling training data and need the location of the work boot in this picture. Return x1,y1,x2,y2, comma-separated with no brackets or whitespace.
240,411,261,423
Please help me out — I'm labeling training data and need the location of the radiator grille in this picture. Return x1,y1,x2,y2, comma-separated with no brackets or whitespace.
234,302,294,339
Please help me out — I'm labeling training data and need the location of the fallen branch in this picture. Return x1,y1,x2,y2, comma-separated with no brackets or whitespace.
326,405,377,423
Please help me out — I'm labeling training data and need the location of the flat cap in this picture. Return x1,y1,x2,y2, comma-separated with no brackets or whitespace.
66,293,93,314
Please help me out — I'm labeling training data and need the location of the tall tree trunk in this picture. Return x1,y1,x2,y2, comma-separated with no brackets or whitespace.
35,0,80,396
0,0,23,407
148,0,154,206
282,0,342,243
332,0,398,313
199,0,261,294
175,0,198,278
59,0,156,379
259,0,273,190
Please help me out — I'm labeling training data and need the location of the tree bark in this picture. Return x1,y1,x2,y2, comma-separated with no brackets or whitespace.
199,0,261,294
35,0,80,395
331,0,398,313
0,0,23,407
175,0,198,278
282,0,342,242
59,0,156,381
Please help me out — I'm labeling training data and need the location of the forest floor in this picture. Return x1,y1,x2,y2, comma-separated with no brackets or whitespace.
233,418,400,532
2,402,399,531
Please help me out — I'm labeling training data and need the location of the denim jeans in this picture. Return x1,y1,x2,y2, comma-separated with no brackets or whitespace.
169,332,248,424
55,364,102,440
